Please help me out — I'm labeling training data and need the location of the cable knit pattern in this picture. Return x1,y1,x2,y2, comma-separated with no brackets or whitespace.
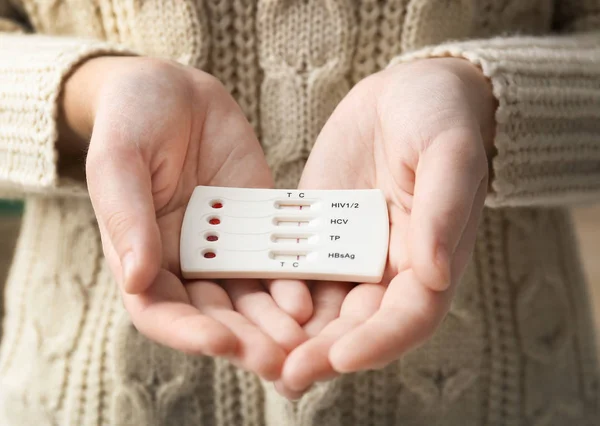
350,0,407,84
401,0,474,51
257,0,354,188
1,0,600,425
206,0,260,130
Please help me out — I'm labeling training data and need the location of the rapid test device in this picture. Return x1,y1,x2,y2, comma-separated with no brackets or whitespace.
180,186,390,283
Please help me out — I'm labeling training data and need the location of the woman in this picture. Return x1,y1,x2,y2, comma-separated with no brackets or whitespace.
0,0,598,424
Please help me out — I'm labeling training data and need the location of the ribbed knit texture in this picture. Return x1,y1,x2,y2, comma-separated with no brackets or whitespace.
0,0,599,425
0,33,132,198
389,32,600,207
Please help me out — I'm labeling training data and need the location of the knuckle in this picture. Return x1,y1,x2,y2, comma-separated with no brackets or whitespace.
104,210,136,245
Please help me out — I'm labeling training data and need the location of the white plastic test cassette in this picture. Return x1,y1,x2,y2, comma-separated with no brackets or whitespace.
180,186,389,283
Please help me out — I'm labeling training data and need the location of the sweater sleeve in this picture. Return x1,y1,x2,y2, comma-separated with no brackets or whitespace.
0,5,132,199
388,1,600,208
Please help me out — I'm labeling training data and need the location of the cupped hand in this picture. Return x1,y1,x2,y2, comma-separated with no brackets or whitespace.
275,58,497,397
62,57,311,380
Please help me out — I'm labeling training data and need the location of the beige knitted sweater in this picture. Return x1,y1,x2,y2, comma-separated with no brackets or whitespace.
1,0,600,425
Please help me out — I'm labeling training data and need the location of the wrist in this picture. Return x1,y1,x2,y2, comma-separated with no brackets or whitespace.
56,57,107,174
446,58,497,161
397,57,497,160
58,56,143,167
59,57,116,146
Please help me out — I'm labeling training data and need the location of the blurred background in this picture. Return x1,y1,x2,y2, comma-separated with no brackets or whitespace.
0,200,599,342
0,200,21,286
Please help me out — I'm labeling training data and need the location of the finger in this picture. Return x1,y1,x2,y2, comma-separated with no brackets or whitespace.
273,380,308,401
122,269,238,356
329,270,452,373
409,128,487,291
282,317,359,393
302,281,353,337
188,281,287,381
451,178,487,283
281,284,382,392
327,179,483,373
263,279,313,325
87,130,161,295
97,218,122,283
222,279,309,352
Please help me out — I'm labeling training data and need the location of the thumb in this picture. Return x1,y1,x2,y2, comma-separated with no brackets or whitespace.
86,133,162,295
409,128,488,292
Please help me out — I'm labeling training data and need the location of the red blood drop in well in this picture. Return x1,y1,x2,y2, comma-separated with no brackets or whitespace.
206,235,218,242
204,251,216,259
209,218,220,225
212,202,223,209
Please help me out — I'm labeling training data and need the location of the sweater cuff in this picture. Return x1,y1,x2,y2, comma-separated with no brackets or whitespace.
0,34,134,198
388,32,600,207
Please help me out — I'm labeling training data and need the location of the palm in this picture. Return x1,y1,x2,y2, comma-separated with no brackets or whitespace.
87,60,309,380
277,63,488,396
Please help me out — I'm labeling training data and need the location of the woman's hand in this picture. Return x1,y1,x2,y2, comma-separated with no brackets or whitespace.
276,58,497,397
60,57,310,381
